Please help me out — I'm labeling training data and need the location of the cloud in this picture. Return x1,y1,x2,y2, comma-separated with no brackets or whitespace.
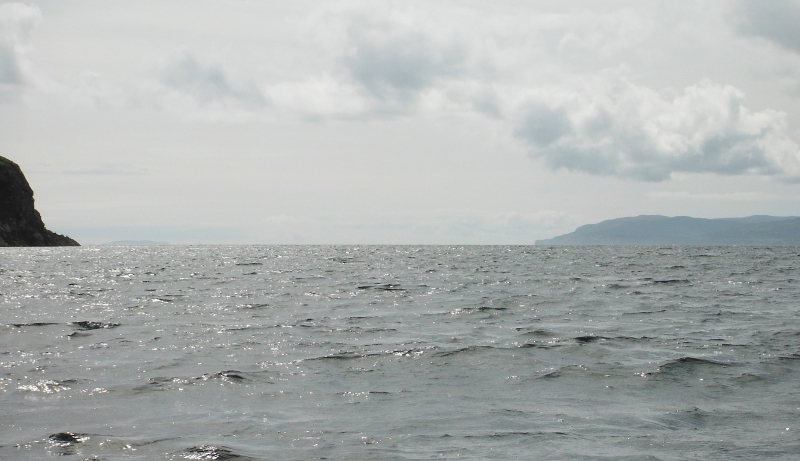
159,50,267,107
341,15,465,108
737,0,800,53
266,73,367,117
514,78,800,181
0,39,20,84
151,5,800,184
263,7,473,118
514,103,571,146
14,1,797,187
0,2,40,100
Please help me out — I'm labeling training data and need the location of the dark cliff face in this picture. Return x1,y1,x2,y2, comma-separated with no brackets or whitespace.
0,156,79,247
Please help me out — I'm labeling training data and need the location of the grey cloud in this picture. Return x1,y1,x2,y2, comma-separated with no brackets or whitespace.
0,44,22,85
515,80,800,182
513,104,571,146
0,3,41,100
737,0,800,53
342,19,465,107
160,51,267,106
471,89,502,118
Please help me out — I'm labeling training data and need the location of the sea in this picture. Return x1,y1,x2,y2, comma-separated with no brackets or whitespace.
1,245,799,460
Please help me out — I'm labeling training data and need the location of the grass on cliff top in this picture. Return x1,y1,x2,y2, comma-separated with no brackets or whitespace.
0,155,11,165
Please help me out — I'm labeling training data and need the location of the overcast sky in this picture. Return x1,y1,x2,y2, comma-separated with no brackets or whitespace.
2,0,800,244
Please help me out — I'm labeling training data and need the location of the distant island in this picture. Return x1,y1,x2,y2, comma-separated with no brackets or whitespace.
536,215,800,246
0,156,79,247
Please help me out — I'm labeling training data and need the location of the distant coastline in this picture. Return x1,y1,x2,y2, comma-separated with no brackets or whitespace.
103,240,171,246
536,215,800,246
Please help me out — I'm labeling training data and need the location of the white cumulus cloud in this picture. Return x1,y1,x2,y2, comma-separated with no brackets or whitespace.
273,5,473,117
514,78,800,181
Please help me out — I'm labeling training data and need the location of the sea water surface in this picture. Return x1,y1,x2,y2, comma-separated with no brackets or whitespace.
1,245,799,460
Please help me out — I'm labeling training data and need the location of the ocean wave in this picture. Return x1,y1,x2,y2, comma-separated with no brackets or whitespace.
47,432,90,456
70,321,121,330
49,432,89,444
180,445,256,460
8,322,59,328
652,357,736,381
17,379,77,393
357,283,405,291
132,370,266,393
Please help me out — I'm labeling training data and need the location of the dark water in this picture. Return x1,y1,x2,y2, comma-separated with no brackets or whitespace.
1,245,799,460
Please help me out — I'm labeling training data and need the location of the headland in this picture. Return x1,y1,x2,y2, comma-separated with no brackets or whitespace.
0,156,79,247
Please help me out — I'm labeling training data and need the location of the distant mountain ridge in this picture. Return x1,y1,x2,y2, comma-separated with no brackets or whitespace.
536,215,800,246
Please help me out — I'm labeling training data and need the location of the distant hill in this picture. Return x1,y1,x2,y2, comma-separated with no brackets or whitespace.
535,215,800,246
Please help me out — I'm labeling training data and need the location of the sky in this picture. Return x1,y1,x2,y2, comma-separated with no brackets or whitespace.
2,0,800,244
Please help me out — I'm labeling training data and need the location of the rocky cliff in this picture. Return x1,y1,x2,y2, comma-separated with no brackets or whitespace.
0,156,79,246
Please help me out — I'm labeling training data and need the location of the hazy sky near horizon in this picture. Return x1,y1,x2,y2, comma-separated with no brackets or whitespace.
2,0,800,244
